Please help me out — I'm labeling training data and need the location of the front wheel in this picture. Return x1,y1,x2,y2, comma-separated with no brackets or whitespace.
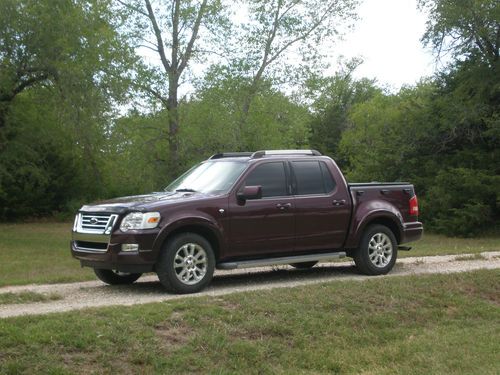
94,269,142,285
156,233,215,294
353,225,398,275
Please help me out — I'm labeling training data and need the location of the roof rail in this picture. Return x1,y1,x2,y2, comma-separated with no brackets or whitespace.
209,152,253,159
251,149,322,158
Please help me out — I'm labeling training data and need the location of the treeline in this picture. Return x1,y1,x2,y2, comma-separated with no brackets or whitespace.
0,0,498,237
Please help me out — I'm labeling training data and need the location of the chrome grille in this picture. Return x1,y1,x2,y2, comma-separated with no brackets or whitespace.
76,213,118,234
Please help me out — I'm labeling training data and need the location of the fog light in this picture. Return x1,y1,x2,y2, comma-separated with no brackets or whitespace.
121,244,139,252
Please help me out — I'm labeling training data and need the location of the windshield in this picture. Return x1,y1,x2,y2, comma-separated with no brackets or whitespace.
165,161,247,194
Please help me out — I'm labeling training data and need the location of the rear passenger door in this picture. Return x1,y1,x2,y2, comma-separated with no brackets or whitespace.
291,160,351,251
228,161,295,257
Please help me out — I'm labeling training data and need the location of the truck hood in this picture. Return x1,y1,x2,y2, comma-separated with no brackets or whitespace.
79,191,212,213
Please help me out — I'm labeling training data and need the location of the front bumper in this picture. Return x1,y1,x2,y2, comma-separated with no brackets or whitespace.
71,230,160,273
401,221,424,244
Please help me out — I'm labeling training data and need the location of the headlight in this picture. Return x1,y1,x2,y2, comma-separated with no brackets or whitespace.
120,212,161,232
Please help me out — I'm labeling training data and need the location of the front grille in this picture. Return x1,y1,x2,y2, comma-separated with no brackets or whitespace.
81,214,112,232
76,213,118,234
75,241,108,252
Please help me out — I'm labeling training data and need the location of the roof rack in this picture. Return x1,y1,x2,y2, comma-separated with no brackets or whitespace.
209,150,322,160
251,149,322,158
209,152,253,159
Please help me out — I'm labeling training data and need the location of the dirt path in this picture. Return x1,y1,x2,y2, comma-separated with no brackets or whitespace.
1,252,499,319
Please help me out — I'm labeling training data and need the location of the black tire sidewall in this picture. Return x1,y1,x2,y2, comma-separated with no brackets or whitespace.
354,225,398,275
157,233,215,294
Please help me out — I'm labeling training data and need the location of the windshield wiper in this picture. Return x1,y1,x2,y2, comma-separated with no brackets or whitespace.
175,188,198,193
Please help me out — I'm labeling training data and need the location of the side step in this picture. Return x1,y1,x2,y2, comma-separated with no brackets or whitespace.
217,251,346,270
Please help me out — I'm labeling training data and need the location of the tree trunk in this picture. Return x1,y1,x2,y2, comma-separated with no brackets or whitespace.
167,74,180,176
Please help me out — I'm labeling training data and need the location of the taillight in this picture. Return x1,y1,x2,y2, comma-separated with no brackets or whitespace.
409,195,419,216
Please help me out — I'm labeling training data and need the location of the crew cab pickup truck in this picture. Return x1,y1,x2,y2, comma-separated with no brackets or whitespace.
71,150,423,293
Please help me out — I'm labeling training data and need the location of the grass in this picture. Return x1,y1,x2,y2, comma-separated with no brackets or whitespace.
0,222,499,287
0,222,93,287
0,269,499,374
401,232,500,258
0,291,62,305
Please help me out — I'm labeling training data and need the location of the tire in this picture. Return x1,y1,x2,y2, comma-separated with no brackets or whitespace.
156,233,215,294
94,269,142,285
290,261,318,269
353,224,398,275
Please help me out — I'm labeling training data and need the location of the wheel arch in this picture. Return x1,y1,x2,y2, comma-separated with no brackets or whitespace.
364,217,402,244
346,212,403,249
153,221,222,261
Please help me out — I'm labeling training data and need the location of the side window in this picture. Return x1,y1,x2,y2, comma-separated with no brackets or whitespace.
244,162,287,197
292,161,324,195
292,161,337,195
320,161,336,193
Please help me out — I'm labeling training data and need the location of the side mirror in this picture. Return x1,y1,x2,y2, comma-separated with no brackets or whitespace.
237,185,262,202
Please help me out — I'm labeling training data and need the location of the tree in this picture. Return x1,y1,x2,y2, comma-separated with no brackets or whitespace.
0,0,134,218
307,60,380,158
182,70,311,161
117,0,228,175
234,0,359,131
419,0,499,65
0,0,131,136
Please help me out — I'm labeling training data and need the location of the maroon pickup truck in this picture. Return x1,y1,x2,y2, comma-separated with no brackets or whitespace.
71,150,423,293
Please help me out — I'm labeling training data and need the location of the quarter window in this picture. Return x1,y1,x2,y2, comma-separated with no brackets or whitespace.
244,162,287,197
292,161,336,195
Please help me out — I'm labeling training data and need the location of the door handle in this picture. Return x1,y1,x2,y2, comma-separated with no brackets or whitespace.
332,199,346,206
276,203,292,210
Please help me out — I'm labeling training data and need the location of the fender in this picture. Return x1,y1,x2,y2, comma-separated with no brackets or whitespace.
344,200,404,249
152,214,226,255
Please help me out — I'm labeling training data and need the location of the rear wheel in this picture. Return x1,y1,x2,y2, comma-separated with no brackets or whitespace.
94,269,142,285
353,225,397,275
290,261,318,269
156,233,215,294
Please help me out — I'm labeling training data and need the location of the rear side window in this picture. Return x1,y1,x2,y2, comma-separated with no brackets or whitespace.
292,161,336,195
320,162,336,192
244,162,287,197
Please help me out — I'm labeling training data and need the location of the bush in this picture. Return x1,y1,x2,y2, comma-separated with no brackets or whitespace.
422,168,499,237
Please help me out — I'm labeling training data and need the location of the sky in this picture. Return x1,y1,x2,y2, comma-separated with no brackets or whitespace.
332,0,438,90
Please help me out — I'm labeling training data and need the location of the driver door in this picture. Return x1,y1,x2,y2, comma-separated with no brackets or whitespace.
228,161,295,257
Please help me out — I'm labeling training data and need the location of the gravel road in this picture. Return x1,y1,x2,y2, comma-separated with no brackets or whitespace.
1,251,499,319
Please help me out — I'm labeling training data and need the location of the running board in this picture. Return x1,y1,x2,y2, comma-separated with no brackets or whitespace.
217,251,346,270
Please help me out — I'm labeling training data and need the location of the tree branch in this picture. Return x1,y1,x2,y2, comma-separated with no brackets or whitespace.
116,0,149,17
144,0,172,73
0,71,51,103
267,0,339,67
178,0,208,74
133,81,168,106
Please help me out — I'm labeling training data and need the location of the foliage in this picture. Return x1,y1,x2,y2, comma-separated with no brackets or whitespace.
425,168,500,236
0,0,498,239
419,0,500,65
0,0,134,218
308,62,381,160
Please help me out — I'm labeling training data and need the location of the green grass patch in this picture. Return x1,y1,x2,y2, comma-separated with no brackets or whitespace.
0,291,62,305
0,222,93,287
0,270,499,374
0,222,499,287
399,232,500,258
